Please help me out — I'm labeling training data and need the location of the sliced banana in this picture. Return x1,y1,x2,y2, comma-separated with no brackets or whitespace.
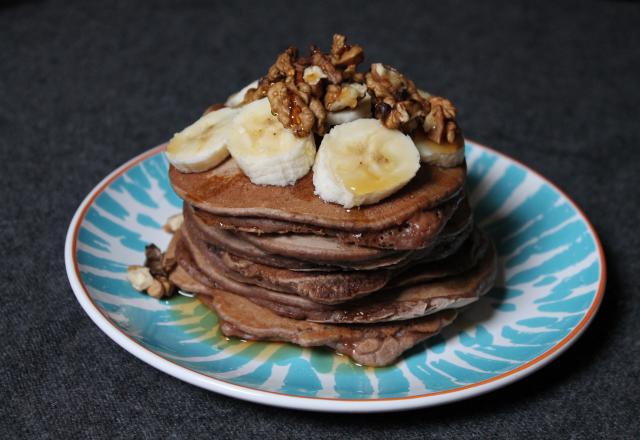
413,129,465,168
313,118,420,208
166,107,239,173
227,98,316,186
225,80,259,107
326,93,372,126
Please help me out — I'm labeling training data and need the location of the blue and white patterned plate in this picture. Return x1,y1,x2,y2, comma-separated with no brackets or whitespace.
64,141,605,412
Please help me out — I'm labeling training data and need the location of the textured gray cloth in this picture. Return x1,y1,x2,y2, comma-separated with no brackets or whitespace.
1,0,639,438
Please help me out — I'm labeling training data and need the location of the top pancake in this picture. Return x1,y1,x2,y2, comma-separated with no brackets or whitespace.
170,158,466,231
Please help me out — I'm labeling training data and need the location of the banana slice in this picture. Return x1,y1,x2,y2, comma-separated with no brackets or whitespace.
313,118,420,208
413,129,465,168
225,80,259,107
227,98,316,186
166,107,239,173
326,93,372,126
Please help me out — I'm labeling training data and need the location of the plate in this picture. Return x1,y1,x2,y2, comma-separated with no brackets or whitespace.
64,141,605,412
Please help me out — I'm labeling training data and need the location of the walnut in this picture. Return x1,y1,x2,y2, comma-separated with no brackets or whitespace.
267,82,316,137
366,63,431,133
384,101,410,127
310,46,342,84
303,65,328,85
243,48,300,106
330,34,347,59
126,243,177,298
324,83,367,112
366,63,426,104
145,244,165,277
242,77,271,104
424,96,458,144
324,84,341,111
163,213,183,234
330,34,364,67
298,62,324,98
147,278,175,299
309,98,327,135
342,64,364,82
432,96,456,119
127,266,153,291
267,46,297,82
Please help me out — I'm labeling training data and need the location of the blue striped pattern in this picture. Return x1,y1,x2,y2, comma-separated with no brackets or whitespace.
73,142,603,399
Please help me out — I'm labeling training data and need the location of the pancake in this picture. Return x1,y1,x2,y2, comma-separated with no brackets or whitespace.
170,157,466,231
181,221,392,304
182,211,477,304
170,266,457,367
235,197,470,259
210,226,487,304
192,209,332,235
184,203,413,271
176,226,497,322
186,198,474,270
335,196,467,250
239,232,399,263
194,194,466,251
389,227,489,288
216,250,392,303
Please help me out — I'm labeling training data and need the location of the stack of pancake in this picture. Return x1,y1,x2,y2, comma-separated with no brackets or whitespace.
168,158,496,367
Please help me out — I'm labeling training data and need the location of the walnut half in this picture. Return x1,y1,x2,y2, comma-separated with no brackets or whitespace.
424,96,459,144
267,82,317,137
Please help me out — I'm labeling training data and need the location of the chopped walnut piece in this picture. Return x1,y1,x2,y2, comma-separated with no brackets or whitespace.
145,244,165,277
267,82,316,137
127,266,153,291
366,63,432,133
429,95,457,119
330,34,364,67
310,46,343,84
147,278,175,299
267,46,297,82
163,213,183,234
324,84,341,111
330,34,347,59
294,60,323,99
303,65,328,85
242,77,271,104
342,64,365,82
324,83,367,112
424,96,459,144
309,98,327,135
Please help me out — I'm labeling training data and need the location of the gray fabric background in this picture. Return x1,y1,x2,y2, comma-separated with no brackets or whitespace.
1,0,639,438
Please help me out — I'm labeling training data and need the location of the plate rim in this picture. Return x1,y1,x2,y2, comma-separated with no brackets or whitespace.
64,141,606,413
